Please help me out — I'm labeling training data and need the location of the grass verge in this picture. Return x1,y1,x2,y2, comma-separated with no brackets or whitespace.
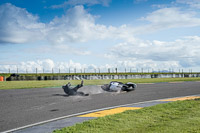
0,77,200,89
54,99,200,133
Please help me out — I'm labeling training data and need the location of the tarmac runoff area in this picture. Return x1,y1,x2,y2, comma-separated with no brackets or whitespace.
5,94,200,133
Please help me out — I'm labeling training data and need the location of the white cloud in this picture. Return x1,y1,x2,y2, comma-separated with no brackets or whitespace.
0,58,186,73
176,0,200,9
136,8,200,35
145,8,200,27
34,44,91,56
0,59,105,73
115,60,180,72
0,4,128,45
18,59,55,73
51,0,112,9
0,3,45,44
46,5,110,44
105,36,200,69
46,6,137,45
2,4,200,46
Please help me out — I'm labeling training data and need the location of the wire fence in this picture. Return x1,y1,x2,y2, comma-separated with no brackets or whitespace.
0,67,195,74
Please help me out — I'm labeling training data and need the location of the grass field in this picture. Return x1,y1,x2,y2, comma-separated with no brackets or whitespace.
54,99,200,133
0,77,200,89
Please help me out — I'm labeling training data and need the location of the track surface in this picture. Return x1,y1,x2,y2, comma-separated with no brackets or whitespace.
1,81,200,132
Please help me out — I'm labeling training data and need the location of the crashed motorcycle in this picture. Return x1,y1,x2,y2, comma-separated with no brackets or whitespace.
101,81,137,92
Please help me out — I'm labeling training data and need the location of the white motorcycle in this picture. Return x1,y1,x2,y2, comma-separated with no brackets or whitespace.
101,81,137,92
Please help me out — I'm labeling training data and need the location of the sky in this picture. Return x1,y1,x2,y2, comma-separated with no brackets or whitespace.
0,0,200,73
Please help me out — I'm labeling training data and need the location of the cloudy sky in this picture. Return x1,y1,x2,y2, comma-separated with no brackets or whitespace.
0,0,200,73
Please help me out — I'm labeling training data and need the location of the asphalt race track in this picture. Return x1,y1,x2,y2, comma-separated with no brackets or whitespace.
1,81,200,132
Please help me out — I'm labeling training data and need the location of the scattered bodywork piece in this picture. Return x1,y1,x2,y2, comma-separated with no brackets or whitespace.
101,81,137,92
62,80,89,96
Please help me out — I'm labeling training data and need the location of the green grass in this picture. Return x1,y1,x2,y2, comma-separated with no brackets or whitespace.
0,77,200,89
54,99,200,133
